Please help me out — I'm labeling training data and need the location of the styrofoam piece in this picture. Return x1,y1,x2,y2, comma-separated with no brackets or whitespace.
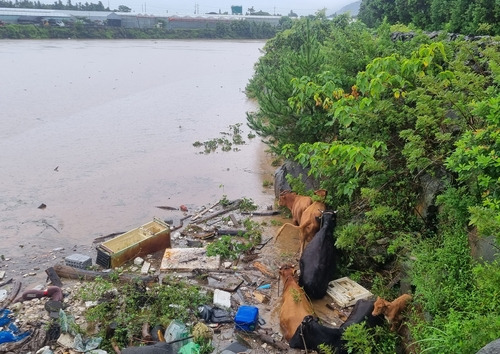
214,289,231,308
140,261,151,275
326,277,372,308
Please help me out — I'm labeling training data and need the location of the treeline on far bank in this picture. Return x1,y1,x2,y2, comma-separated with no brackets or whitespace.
0,20,279,39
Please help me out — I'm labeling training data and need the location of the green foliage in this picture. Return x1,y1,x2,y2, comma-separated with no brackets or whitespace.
409,186,500,352
239,198,258,212
206,218,262,259
75,277,210,351
206,235,252,260
358,0,500,35
342,322,397,353
0,21,277,40
193,123,247,154
445,93,500,241
249,13,500,352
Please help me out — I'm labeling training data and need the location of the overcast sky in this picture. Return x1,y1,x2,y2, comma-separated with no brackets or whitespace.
100,0,356,16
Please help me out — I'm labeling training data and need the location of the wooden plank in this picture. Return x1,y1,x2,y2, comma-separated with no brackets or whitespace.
52,264,158,284
207,275,244,292
160,248,220,272
192,200,241,224
252,261,276,279
229,214,239,226
45,267,63,287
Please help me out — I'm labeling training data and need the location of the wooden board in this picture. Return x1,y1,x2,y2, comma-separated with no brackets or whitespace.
326,277,372,308
160,248,220,272
207,274,244,292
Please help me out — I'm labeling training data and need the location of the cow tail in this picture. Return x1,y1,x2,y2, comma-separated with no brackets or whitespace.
299,321,309,352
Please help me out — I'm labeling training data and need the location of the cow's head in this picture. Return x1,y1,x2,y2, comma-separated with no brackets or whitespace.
278,190,294,206
279,264,297,279
372,296,390,316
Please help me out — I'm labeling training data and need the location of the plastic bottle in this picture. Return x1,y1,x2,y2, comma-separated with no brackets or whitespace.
164,320,190,353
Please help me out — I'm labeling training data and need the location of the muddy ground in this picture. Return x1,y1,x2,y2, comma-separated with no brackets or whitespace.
0,200,354,353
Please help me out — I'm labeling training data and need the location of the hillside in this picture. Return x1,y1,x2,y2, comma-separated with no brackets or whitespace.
333,0,361,17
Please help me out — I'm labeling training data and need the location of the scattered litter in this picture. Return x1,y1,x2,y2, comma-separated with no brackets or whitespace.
198,305,233,324
164,320,191,353
213,289,231,308
220,341,251,353
96,218,170,268
234,305,259,331
140,261,150,274
161,248,220,272
252,290,269,304
327,277,373,308
64,254,92,269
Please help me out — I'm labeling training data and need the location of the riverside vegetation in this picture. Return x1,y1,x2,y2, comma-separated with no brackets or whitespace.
246,9,500,354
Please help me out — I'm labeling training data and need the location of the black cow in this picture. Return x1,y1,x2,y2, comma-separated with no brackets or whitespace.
288,299,385,353
289,315,342,352
299,210,339,299
340,299,385,331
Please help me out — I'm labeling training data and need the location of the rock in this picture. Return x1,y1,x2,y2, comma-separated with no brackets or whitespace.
134,257,144,266
274,160,319,198
57,333,74,348
476,339,500,354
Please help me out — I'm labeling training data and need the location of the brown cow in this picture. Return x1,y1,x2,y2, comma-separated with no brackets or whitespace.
276,200,326,257
278,189,327,225
279,264,314,341
372,294,412,331
278,190,312,225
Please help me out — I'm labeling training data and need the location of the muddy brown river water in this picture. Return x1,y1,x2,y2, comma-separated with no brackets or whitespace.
0,39,280,284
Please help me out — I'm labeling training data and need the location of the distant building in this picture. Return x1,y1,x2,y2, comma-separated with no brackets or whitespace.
0,7,282,29
231,5,243,15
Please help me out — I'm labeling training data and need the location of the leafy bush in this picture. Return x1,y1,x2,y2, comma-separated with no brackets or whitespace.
76,277,211,351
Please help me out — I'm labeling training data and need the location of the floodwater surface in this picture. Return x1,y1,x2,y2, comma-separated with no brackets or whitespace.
0,39,276,266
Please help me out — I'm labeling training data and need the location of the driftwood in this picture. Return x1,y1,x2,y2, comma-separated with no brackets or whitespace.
241,211,280,216
252,261,277,279
0,277,13,288
1,280,21,309
192,200,241,224
192,200,221,221
229,214,239,226
155,206,177,211
251,330,289,351
170,214,193,231
142,322,152,342
45,267,63,287
52,264,158,284
216,229,246,236
255,237,273,250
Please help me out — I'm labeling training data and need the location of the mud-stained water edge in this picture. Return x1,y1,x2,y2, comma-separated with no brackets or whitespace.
0,39,281,288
